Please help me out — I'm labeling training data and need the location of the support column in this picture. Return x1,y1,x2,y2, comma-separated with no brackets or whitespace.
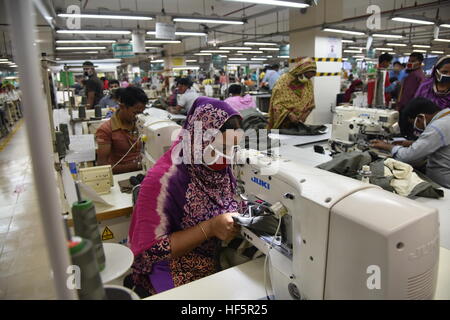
289,0,344,124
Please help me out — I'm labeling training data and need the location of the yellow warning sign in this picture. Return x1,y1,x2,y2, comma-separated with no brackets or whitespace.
102,226,114,241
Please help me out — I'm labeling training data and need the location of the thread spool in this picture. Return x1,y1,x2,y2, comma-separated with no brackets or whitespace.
55,131,66,158
78,106,86,119
72,198,106,271
59,123,70,148
94,105,102,118
69,237,106,300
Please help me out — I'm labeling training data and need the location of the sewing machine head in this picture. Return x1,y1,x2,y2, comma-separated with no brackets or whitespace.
136,113,180,171
233,149,439,300
330,106,399,152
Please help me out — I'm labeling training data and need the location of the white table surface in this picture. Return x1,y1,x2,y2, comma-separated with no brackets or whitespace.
268,124,332,147
100,243,134,284
147,247,450,300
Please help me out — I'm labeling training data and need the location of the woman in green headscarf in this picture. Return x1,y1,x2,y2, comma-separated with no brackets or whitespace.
268,58,317,129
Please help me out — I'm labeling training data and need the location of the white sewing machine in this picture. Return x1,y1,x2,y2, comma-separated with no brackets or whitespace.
233,149,439,300
330,106,399,152
136,112,181,171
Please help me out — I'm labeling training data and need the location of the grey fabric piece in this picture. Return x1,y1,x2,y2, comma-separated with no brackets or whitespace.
317,151,443,199
240,107,267,131
278,122,328,136
233,215,280,235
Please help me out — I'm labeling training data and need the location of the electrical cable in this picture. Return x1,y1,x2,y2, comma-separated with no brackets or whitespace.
264,215,283,300
111,133,142,170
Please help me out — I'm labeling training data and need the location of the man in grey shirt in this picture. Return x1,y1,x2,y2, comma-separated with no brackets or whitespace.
371,97,450,188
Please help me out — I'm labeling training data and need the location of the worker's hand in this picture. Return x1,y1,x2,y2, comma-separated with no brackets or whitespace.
392,140,413,147
206,212,241,241
167,106,178,114
370,139,393,152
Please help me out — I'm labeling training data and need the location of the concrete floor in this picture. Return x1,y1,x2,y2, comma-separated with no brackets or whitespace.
0,121,56,299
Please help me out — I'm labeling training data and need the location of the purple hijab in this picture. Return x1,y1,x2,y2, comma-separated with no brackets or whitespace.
414,56,450,109
128,97,241,293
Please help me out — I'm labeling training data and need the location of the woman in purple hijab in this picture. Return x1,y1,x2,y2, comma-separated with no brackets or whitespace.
415,57,450,109
128,97,243,296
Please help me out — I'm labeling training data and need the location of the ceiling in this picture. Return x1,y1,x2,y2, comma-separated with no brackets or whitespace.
0,0,449,70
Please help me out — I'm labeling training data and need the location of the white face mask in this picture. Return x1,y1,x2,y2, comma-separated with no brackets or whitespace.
413,114,427,135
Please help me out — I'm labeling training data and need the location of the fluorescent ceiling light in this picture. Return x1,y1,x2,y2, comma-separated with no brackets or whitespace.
372,33,403,39
64,51,99,54
342,58,348,61
251,58,267,61
441,24,450,28
0,59,9,62
146,47,161,49
201,50,230,53
173,17,244,25
186,60,197,62
403,53,411,55
244,42,278,46
146,31,207,36
173,66,200,70
58,13,152,20
56,59,122,63
344,49,362,53
413,49,427,53
195,53,212,56
219,55,228,58
348,47,364,50
150,60,164,63
259,47,280,51
224,0,309,8
341,39,354,43
56,46,106,50
387,43,407,47
431,51,444,54
354,55,365,58
229,58,247,61
266,55,273,58
0,62,12,64
374,47,394,51
391,16,435,25
238,50,263,53
433,38,450,43
56,40,116,44
279,55,289,58
145,40,181,44
323,28,365,36
57,30,130,35
413,44,431,48
219,47,252,50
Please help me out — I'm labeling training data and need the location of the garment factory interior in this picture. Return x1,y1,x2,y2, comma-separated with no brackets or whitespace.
0,0,449,301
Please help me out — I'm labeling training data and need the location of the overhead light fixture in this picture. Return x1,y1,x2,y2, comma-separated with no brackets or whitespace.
413,44,431,48
186,60,197,62
56,46,107,50
413,49,427,53
67,51,100,54
146,31,207,36
57,30,131,35
251,58,267,61
374,47,394,51
145,40,181,44
224,0,309,8
173,17,244,25
145,47,161,49
219,46,252,50
57,13,153,20
279,55,289,58
229,58,247,61
200,50,230,53
244,42,278,46
150,60,164,63
391,16,435,25
348,47,365,50
353,55,365,58
259,47,280,51
323,28,365,36
56,59,122,63
0,59,9,62
434,38,450,43
441,24,450,28
266,55,273,58
238,50,263,53
173,66,200,70
387,43,407,47
344,49,363,53
431,51,444,54
0,62,12,64
342,58,348,61
194,53,212,55
403,53,411,55
372,33,403,39
56,40,116,44
341,39,355,43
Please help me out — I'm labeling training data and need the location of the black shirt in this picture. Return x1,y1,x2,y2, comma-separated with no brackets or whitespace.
84,75,104,107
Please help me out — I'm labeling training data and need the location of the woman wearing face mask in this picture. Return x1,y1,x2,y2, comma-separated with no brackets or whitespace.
127,97,243,297
96,87,148,174
371,97,450,188
414,57,450,109
267,57,317,129
343,79,364,103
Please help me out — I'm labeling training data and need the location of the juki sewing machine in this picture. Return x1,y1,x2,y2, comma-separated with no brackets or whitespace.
329,106,400,153
136,112,181,171
232,148,439,299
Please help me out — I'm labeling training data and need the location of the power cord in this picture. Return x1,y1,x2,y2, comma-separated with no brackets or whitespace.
264,215,282,300
111,134,142,170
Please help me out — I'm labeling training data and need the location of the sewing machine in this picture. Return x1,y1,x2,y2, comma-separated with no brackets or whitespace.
232,149,439,299
136,113,181,171
330,106,399,152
